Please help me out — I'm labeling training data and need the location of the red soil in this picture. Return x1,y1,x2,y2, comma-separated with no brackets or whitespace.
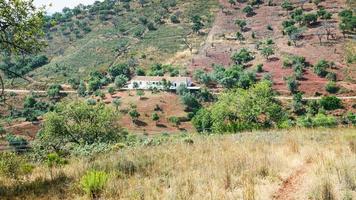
104,91,194,135
190,0,356,96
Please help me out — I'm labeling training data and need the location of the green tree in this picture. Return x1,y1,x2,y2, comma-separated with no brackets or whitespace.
108,63,130,79
193,81,285,133
77,81,87,97
191,15,204,33
152,113,160,125
242,5,254,17
236,32,245,42
281,0,294,14
231,48,254,64
0,152,33,180
235,19,247,31
136,90,145,100
0,0,46,99
319,96,342,110
129,109,140,123
36,101,124,153
313,60,330,77
260,46,274,60
115,75,129,88
169,116,181,128
112,98,121,111
47,84,62,99
285,76,299,94
325,82,339,94
302,13,318,26
229,0,237,5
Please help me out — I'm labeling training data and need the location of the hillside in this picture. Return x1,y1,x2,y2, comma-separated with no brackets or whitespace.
29,0,218,83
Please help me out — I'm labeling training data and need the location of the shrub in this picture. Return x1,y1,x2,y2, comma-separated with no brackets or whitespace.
108,63,130,79
170,15,180,23
302,13,318,26
80,170,108,199
243,5,254,16
314,60,330,77
319,96,342,110
114,75,128,88
46,153,67,179
297,114,337,128
36,101,124,154
0,152,33,180
312,113,338,127
326,72,337,81
47,84,62,98
231,48,254,64
325,82,339,94
194,81,285,133
256,64,263,72
285,76,299,94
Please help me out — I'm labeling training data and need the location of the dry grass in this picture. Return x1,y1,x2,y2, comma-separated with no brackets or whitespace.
0,128,355,200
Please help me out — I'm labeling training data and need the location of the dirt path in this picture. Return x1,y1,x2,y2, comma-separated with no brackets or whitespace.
3,89,76,94
273,162,312,200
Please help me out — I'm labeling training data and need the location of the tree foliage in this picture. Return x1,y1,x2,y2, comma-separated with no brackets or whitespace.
36,101,124,153
193,81,286,133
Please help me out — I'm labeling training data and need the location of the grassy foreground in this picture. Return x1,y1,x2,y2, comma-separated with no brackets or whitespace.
1,128,355,200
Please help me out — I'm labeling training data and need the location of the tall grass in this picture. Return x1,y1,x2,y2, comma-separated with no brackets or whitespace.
0,128,355,199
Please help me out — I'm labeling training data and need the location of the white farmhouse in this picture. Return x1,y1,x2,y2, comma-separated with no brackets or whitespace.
127,76,199,90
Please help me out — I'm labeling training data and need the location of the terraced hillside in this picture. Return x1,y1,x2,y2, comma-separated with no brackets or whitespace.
30,0,218,83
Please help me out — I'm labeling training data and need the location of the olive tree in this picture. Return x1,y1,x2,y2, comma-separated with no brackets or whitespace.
36,101,124,153
0,0,46,100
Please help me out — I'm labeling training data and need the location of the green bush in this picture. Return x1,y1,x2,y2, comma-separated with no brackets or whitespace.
314,60,330,77
319,96,342,110
0,152,33,180
325,82,339,94
231,48,254,64
193,81,286,133
80,170,108,199
297,114,337,128
344,112,356,125
36,101,124,154
312,113,337,127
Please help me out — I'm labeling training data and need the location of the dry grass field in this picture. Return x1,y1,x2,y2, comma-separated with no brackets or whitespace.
0,128,355,200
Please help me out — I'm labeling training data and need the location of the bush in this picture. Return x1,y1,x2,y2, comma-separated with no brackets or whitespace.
325,82,339,94
326,72,337,81
47,84,62,98
312,113,338,127
319,96,342,110
108,63,130,79
344,112,356,125
231,48,254,64
297,114,337,128
0,152,33,180
170,15,180,23
80,170,108,199
193,81,285,133
36,101,124,154
256,64,263,72
314,60,330,77
114,75,128,88
285,76,299,94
